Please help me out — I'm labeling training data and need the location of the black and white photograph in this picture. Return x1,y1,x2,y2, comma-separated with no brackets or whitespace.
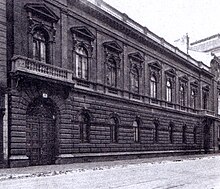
0,0,220,188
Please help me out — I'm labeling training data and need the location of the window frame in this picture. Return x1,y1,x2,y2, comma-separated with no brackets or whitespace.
190,89,197,109
130,67,139,94
106,58,117,88
75,46,89,80
166,79,172,102
110,117,119,143
79,113,91,143
179,84,186,107
32,29,49,63
133,120,140,143
150,75,157,99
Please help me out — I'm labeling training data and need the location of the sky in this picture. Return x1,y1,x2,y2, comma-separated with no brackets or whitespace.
103,0,220,46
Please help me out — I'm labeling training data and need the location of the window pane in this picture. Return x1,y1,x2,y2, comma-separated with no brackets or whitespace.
166,80,172,102
82,57,88,79
218,94,220,114
75,47,88,79
76,55,79,77
33,40,37,60
180,86,185,106
33,30,47,62
133,121,139,142
40,42,46,62
203,93,208,109
150,76,156,98
131,68,139,93
107,60,117,87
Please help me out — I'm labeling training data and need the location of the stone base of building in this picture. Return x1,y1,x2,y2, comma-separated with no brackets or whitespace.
9,155,29,168
7,149,216,167
55,150,205,164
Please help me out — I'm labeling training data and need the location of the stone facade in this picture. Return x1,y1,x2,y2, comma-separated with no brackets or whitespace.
1,0,220,167
0,0,6,167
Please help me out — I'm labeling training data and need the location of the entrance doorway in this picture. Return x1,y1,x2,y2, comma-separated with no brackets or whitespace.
26,98,57,166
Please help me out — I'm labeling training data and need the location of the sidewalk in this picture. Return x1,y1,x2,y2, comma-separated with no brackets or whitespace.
0,153,219,182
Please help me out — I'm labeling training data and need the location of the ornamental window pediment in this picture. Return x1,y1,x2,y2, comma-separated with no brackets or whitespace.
165,68,176,77
25,3,59,23
179,75,188,83
71,26,95,42
103,41,123,54
148,60,162,71
103,41,122,88
129,52,144,77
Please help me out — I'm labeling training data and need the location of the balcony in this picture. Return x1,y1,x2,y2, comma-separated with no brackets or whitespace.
199,109,215,117
11,55,74,84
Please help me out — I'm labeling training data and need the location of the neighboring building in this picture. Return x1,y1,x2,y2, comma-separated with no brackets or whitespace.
1,0,220,167
191,34,220,58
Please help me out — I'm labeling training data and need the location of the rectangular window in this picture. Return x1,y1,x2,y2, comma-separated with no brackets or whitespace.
190,89,196,109
40,42,46,62
203,92,208,110
218,94,220,114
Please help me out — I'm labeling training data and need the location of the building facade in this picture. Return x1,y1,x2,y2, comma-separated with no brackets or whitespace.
1,0,220,167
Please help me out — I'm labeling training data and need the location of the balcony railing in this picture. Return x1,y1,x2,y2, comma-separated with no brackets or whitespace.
200,109,215,117
11,55,74,84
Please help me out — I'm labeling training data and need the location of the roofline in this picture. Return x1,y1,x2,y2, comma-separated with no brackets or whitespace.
191,33,220,46
82,0,211,72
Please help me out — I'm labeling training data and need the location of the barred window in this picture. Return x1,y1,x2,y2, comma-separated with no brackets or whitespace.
79,113,91,143
133,120,140,142
110,117,119,143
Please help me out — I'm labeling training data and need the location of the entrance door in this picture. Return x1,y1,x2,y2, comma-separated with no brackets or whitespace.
27,101,56,166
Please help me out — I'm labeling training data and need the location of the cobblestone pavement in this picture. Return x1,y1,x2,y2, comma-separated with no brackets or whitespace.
0,153,219,182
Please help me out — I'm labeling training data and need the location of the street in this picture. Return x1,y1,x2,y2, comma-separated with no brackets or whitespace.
0,155,220,189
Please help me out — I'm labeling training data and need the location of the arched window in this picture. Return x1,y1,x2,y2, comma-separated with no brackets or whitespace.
107,58,117,87
79,113,91,143
133,120,140,142
182,125,187,144
150,75,157,98
190,89,196,109
169,122,174,143
33,30,48,62
131,67,139,93
193,126,197,144
166,80,172,102
110,117,119,143
76,46,88,80
154,121,159,143
179,85,185,106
